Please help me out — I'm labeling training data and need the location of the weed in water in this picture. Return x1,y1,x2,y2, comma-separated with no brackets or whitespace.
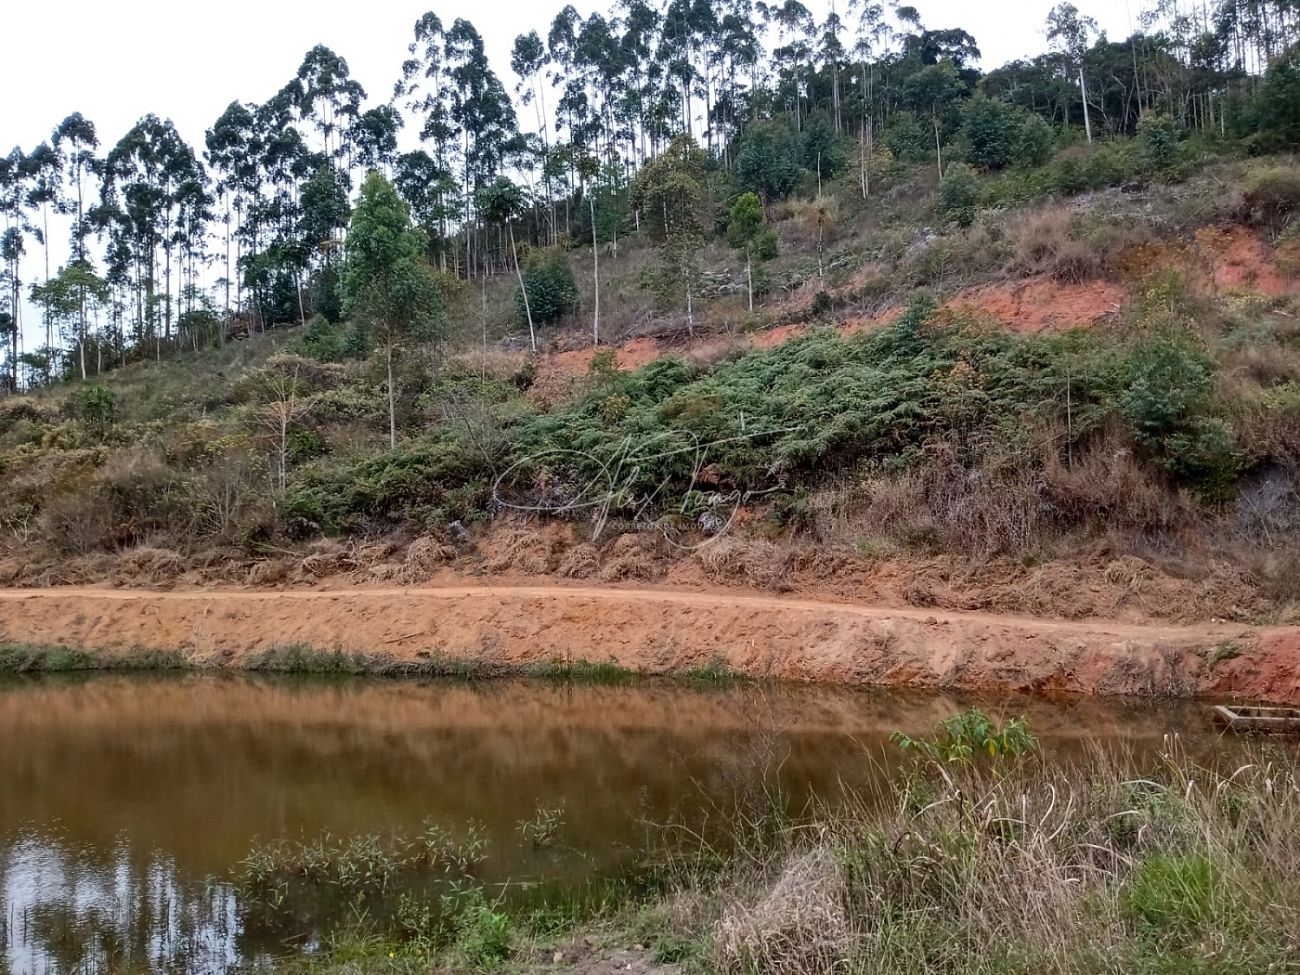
526,658,639,684
681,656,740,684
518,802,566,849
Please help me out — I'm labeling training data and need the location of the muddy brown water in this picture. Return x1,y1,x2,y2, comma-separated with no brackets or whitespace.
0,674,1243,974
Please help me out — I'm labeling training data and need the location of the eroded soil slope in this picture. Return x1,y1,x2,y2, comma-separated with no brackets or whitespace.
2,584,1297,703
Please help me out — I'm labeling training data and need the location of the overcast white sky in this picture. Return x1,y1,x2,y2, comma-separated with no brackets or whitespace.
2,0,1141,352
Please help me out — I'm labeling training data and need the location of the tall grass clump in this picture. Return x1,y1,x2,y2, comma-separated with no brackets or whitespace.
647,719,1300,975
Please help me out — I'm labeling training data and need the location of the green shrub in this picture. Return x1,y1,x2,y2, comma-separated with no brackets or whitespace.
1119,336,1241,498
961,96,1053,171
753,229,779,261
296,314,346,363
937,163,981,226
890,708,1038,765
734,120,803,200
287,426,325,461
285,428,497,531
517,250,579,327
1256,43,1300,148
451,888,513,970
1122,854,1219,940
1138,113,1185,176
1012,114,1056,168
66,384,116,436
884,111,932,162
1243,166,1300,230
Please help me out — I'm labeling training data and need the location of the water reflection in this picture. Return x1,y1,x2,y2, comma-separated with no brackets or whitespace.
0,674,1230,973
1,832,242,975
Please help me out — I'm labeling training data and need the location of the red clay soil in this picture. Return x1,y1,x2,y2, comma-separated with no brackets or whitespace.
1197,226,1300,297
537,225,1291,385
946,277,1128,332
538,274,1127,384
2,584,1297,704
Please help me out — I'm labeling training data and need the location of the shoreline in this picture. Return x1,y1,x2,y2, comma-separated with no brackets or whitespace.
2,583,1297,702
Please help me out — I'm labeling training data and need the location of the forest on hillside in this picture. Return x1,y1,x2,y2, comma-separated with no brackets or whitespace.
1,0,1299,391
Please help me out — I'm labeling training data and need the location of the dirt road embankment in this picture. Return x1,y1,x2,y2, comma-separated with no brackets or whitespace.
1,584,1297,702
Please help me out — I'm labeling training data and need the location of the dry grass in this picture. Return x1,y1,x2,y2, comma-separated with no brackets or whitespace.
694,538,796,590
1003,207,1155,284
715,848,854,975
657,744,1300,975
404,535,456,578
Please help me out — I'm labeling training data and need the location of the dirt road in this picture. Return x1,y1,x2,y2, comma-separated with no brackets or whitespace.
1,583,1297,701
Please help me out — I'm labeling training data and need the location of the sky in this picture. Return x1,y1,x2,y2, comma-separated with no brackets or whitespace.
2,0,1143,350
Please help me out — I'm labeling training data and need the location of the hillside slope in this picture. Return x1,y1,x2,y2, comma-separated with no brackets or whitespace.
2,154,1299,629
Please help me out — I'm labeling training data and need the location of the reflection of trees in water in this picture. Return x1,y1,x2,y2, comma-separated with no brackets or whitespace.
0,834,243,975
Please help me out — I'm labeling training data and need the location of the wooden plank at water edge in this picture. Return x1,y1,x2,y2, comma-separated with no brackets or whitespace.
1214,705,1300,735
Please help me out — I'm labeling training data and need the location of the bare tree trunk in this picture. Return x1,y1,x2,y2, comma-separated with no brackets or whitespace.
934,111,944,179
684,266,694,338
590,195,600,346
1080,68,1094,144
386,340,397,449
746,252,754,313
510,223,536,352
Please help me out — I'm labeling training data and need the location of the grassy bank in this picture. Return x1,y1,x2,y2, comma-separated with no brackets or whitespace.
0,641,738,684
246,714,1300,974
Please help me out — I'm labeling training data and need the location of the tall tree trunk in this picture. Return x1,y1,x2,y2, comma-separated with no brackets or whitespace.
1080,68,1094,144
746,250,753,313
386,339,397,449
510,223,537,352
934,110,944,179
590,195,600,346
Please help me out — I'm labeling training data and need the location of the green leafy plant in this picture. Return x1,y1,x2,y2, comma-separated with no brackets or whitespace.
518,802,566,848
66,384,116,438
516,249,579,326
938,164,981,227
890,708,1038,765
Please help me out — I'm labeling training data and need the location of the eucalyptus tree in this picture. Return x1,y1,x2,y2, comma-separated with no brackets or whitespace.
575,12,628,167
659,0,703,136
446,17,519,276
52,114,99,264
31,261,109,379
766,0,816,130
206,101,263,317
102,115,201,347
548,5,583,230
903,60,967,175
393,149,457,261
173,174,213,330
342,172,444,447
352,106,402,175
712,2,764,162
253,95,312,324
618,0,662,162
478,176,536,350
398,13,461,269
847,0,888,196
23,142,63,348
0,150,24,390
299,159,350,320
630,134,709,336
819,4,847,132
512,31,557,241
1046,2,1100,140
296,45,366,173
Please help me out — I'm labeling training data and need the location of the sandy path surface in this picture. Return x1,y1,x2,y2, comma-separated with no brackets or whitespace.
1,584,1297,702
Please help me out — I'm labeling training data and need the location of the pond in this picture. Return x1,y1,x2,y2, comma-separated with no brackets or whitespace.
0,673,1235,974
